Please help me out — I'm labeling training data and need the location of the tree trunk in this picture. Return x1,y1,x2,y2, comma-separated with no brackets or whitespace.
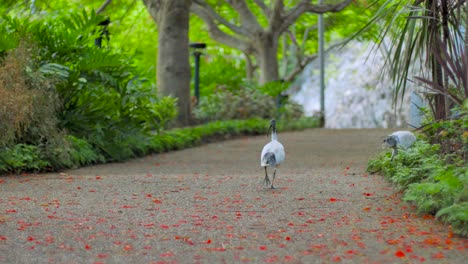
255,33,279,85
144,0,192,126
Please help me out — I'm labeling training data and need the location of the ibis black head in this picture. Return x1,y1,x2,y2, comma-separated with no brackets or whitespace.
268,119,277,134
383,135,398,148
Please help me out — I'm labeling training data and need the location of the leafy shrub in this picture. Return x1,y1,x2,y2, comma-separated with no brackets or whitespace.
193,84,303,122
198,55,247,96
150,117,318,154
0,144,49,173
367,107,467,236
1,11,178,162
0,41,61,147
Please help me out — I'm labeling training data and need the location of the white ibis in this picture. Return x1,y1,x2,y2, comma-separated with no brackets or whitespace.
260,119,285,189
383,131,416,160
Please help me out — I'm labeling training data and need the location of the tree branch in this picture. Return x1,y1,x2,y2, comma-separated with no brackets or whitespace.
284,40,347,82
279,0,352,33
252,0,271,17
192,0,249,36
268,0,284,33
96,0,112,14
225,0,263,32
191,3,252,53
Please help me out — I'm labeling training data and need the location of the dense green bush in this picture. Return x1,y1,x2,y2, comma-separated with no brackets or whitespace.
1,12,177,162
194,83,303,122
367,104,467,236
0,117,318,175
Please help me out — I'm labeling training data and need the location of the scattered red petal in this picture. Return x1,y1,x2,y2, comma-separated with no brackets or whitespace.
259,245,267,250
432,252,444,259
205,239,212,244
85,244,91,250
0,236,7,241
97,254,108,259
387,239,400,245
285,236,291,241
331,256,342,262
329,198,337,202
395,250,405,258
123,244,133,251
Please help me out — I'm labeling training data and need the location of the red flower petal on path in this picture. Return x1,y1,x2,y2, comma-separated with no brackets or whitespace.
0,236,7,241
97,254,108,258
285,236,291,241
331,256,342,262
27,236,35,241
85,244,91,250
395,250,405,258
284,256,294,261
387,239,400,245
432,252,444,259
329,198,337,202
123,244,133,251
259,245,267,250
205,239,212,244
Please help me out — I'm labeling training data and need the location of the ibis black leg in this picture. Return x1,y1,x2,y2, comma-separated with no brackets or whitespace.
271,168,277,189
263,167,271,187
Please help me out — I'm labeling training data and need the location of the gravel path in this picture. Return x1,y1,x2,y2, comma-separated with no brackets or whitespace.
0,128,466,263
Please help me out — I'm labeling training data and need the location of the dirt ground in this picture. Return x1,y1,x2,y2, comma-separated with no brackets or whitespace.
0,128,466,263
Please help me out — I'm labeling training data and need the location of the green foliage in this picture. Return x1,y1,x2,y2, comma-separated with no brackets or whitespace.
1,11,178,162
194,82,304,122
194,85,275,121
151,117,318,153
0,144,49,173
367,118,467,236
0,117,317,175
198,55,247,96
436,202,468,237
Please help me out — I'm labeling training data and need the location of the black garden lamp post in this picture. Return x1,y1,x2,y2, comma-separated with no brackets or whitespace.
189,42,207,106
94,18,111,48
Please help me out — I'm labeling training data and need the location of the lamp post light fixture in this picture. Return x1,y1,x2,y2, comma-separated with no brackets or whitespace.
189,42,207,106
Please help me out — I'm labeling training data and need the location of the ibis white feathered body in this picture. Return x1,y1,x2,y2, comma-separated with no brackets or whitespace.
383,130,416,160
260,120,285,189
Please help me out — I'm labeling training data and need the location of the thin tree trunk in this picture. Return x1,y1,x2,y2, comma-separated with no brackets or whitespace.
244,53,255,81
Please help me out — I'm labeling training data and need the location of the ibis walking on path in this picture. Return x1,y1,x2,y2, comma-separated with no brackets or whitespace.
0,129,466,263
260,119,285,189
